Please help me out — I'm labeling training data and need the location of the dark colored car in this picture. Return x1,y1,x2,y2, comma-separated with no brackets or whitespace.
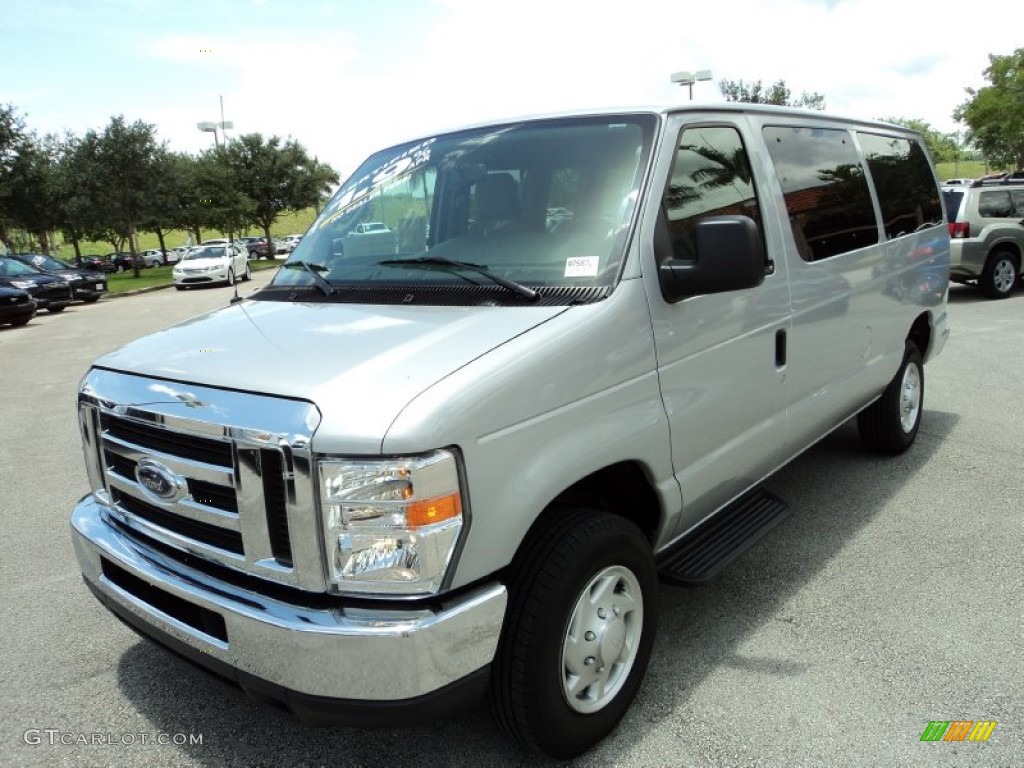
104,252,143,272
0,285,37,327
237,236,271,259
0,257,73,312
77,255,117,273
8,253,108,303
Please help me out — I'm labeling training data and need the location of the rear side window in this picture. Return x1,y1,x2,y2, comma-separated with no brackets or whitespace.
942,190,964,223
763,125,878,261
857,132,943,238
1013,191,1024,216
662,125,762,262
978,191,1014,218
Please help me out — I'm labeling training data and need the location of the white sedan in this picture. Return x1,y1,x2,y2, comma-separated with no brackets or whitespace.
173,243,251,289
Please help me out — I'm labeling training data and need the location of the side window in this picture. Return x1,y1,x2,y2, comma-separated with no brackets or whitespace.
662,125,762,262
978,191,1014,218
1012,190,1024,216
763,125,878,261
857,132,943,239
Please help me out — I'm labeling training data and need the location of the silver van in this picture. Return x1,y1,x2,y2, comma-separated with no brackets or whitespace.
70,105,949,758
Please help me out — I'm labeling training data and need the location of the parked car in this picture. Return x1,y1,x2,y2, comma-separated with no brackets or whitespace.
237,236,272,259
0,285,36,327
104,252,143,272
943,176,1024,298
279,233,303,252
70,105,951,759
942,178,974,186
0,257,73,312
7,253,108,303
172,242,251,288
77,255,117,273
140,249,179,267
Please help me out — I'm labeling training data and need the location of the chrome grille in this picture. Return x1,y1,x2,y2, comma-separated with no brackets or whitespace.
79,369,324,591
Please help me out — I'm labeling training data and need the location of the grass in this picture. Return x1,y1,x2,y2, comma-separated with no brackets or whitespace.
933,161,1000,181
105,258,284,294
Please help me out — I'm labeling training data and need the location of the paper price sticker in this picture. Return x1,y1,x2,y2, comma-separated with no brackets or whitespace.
565,256,599,277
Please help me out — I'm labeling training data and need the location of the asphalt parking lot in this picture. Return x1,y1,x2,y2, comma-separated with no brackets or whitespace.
1,276,1021,767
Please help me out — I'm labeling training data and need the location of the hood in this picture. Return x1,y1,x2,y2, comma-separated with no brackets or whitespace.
95,299,566,453
176,257,228,268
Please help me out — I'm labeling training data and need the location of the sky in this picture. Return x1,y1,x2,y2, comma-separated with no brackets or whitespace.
3,0,1021,180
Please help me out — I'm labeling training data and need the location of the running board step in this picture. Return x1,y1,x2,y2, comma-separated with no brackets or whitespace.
658,487,790,584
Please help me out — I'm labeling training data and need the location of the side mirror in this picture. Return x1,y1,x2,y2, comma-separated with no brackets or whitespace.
657,215,766,302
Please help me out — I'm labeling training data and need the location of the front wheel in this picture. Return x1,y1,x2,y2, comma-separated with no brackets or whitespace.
226,269,235,286
858,341,924,454
47,304,67,313
980,250,1019,299
489,509,657,758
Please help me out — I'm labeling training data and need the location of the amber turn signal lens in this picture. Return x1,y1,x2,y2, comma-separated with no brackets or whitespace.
406,493,462,528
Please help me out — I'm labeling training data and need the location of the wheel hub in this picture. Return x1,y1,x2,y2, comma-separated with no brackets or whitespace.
561,565,643,714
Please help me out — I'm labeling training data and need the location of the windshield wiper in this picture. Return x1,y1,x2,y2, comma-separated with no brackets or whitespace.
281,260,335,296
377,256,539,301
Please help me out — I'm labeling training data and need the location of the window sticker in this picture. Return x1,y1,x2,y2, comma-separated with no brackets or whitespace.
565,256,599,277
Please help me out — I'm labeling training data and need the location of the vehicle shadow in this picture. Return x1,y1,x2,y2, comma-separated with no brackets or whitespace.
114,410,958,767
946,283,1024,303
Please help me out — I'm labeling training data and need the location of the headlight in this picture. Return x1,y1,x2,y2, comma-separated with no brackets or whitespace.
318,449,464,596
11,280,35,289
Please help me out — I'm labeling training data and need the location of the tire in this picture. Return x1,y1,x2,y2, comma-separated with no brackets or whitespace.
242,263,252,281
858,341,924,454
488,509,657,758
174,285,185,291
226,269,235,287
83,296,99,304
980,249,1019,299
47,304,67,313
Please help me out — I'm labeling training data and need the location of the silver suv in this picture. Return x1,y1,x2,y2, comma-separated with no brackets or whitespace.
943,176,1024,298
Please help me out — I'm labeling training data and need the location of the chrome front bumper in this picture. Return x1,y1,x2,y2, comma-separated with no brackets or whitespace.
71,495,506,705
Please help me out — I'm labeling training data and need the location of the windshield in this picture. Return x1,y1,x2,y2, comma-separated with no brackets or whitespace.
0,259,41,276
268,115,656,302
183,246,229,261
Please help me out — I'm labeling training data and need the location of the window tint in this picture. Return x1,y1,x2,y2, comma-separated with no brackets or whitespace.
763,126,878,261
978,191,1013,218
942,189,964,223
662,125,762,262
857,132,943,238
1012,190,1024,216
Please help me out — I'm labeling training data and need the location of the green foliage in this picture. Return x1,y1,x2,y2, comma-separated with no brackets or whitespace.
1,103,338,263
881,117,962,164
954,48,1024,169
719,79,826,110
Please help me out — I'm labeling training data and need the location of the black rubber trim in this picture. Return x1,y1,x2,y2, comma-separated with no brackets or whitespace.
85,577,489,726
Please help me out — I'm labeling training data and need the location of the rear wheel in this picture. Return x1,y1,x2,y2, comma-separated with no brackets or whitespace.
243,263,252,281
47,304,67,313
858,341,924,454
980,249,1019,299
489,509,657,758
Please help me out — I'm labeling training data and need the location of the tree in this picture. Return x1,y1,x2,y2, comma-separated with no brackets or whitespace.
719,79,826,110
881,118,959,163
93,116,160,276
954,48,1024,169
221,133,338,246
0,104,39,251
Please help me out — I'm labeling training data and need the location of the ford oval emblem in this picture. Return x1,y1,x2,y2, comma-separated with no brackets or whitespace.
135,459,187,504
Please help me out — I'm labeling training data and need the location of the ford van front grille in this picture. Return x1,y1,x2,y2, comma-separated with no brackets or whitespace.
78,369,324,591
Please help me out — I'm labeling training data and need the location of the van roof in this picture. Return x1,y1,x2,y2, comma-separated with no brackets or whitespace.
394,103,920,151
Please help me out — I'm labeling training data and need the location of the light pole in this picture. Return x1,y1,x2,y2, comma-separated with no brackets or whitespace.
196,96,234,148
670,69,713,100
